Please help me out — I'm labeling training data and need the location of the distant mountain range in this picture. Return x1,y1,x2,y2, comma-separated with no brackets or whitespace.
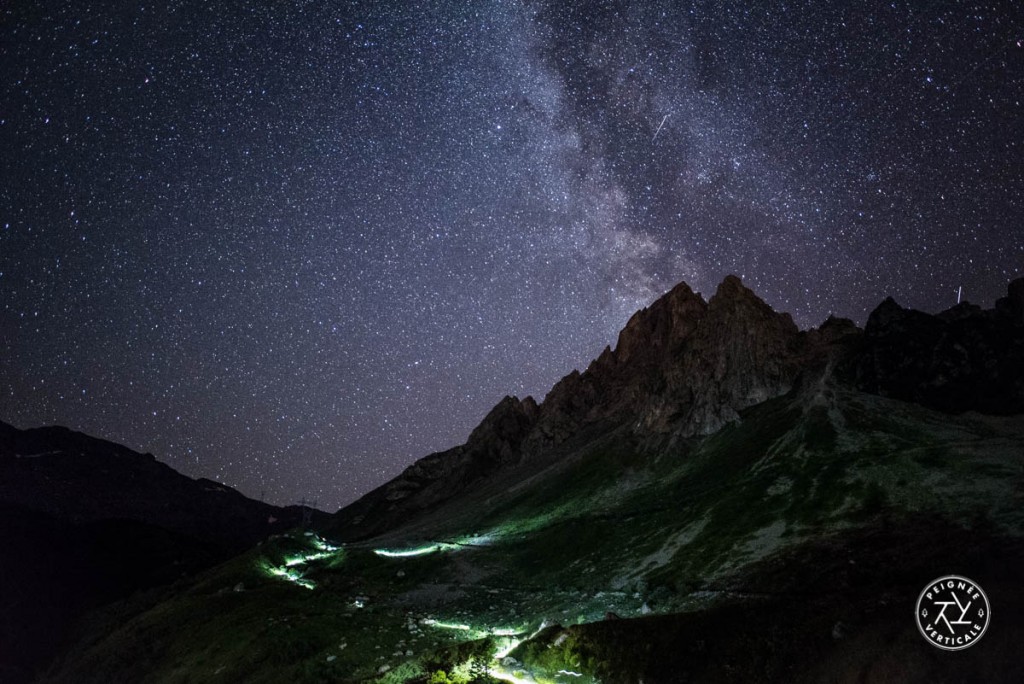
6,275,1024,683
0,421,323,683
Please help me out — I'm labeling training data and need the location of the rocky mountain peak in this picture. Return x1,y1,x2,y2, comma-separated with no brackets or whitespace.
710,273,746,298
465,395,539,457
855,281,1024,414
865,296,921,330
612,280,706,367
637,275,803,436
996,276,1024,325
708,275,797,327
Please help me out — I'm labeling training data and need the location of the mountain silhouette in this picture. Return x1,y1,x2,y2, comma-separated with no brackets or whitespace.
9,276,1024,683
0,421,323,684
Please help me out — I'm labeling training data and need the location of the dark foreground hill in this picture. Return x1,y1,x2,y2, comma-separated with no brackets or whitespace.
22,276,1024,683
0,422,323,684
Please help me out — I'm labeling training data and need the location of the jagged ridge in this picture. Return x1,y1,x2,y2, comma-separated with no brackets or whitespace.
332,276,857,538
332,275,1024,540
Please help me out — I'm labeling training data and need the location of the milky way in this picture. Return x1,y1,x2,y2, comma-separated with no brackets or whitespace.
2,1,1022,508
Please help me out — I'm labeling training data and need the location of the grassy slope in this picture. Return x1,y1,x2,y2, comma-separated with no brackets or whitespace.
41,387,1024,683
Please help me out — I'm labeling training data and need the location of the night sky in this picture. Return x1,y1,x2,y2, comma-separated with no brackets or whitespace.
2,1,1022,510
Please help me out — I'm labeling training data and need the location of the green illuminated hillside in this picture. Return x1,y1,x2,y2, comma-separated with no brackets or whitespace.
39,386,1024,683
34,277,1024,682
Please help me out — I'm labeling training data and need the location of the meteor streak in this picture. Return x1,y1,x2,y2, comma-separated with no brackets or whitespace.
652,114,669,141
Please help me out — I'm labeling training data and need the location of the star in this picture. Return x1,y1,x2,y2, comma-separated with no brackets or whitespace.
0,0,1021,508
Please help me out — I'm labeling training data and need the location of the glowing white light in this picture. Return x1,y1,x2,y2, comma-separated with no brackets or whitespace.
373,544,442,558
492,620,548,660
312,538,340,552
493,637,521,660
284,551,332,566
422,618,472,631
373,533,495,558
490,628,522,637
489,669,539,684
265,566,315,589
260,534,343,590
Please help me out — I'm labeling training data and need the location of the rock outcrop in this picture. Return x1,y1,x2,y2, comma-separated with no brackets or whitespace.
639,275,803,436
522,276,811,448
854,278,1024,414
333,395,540,537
